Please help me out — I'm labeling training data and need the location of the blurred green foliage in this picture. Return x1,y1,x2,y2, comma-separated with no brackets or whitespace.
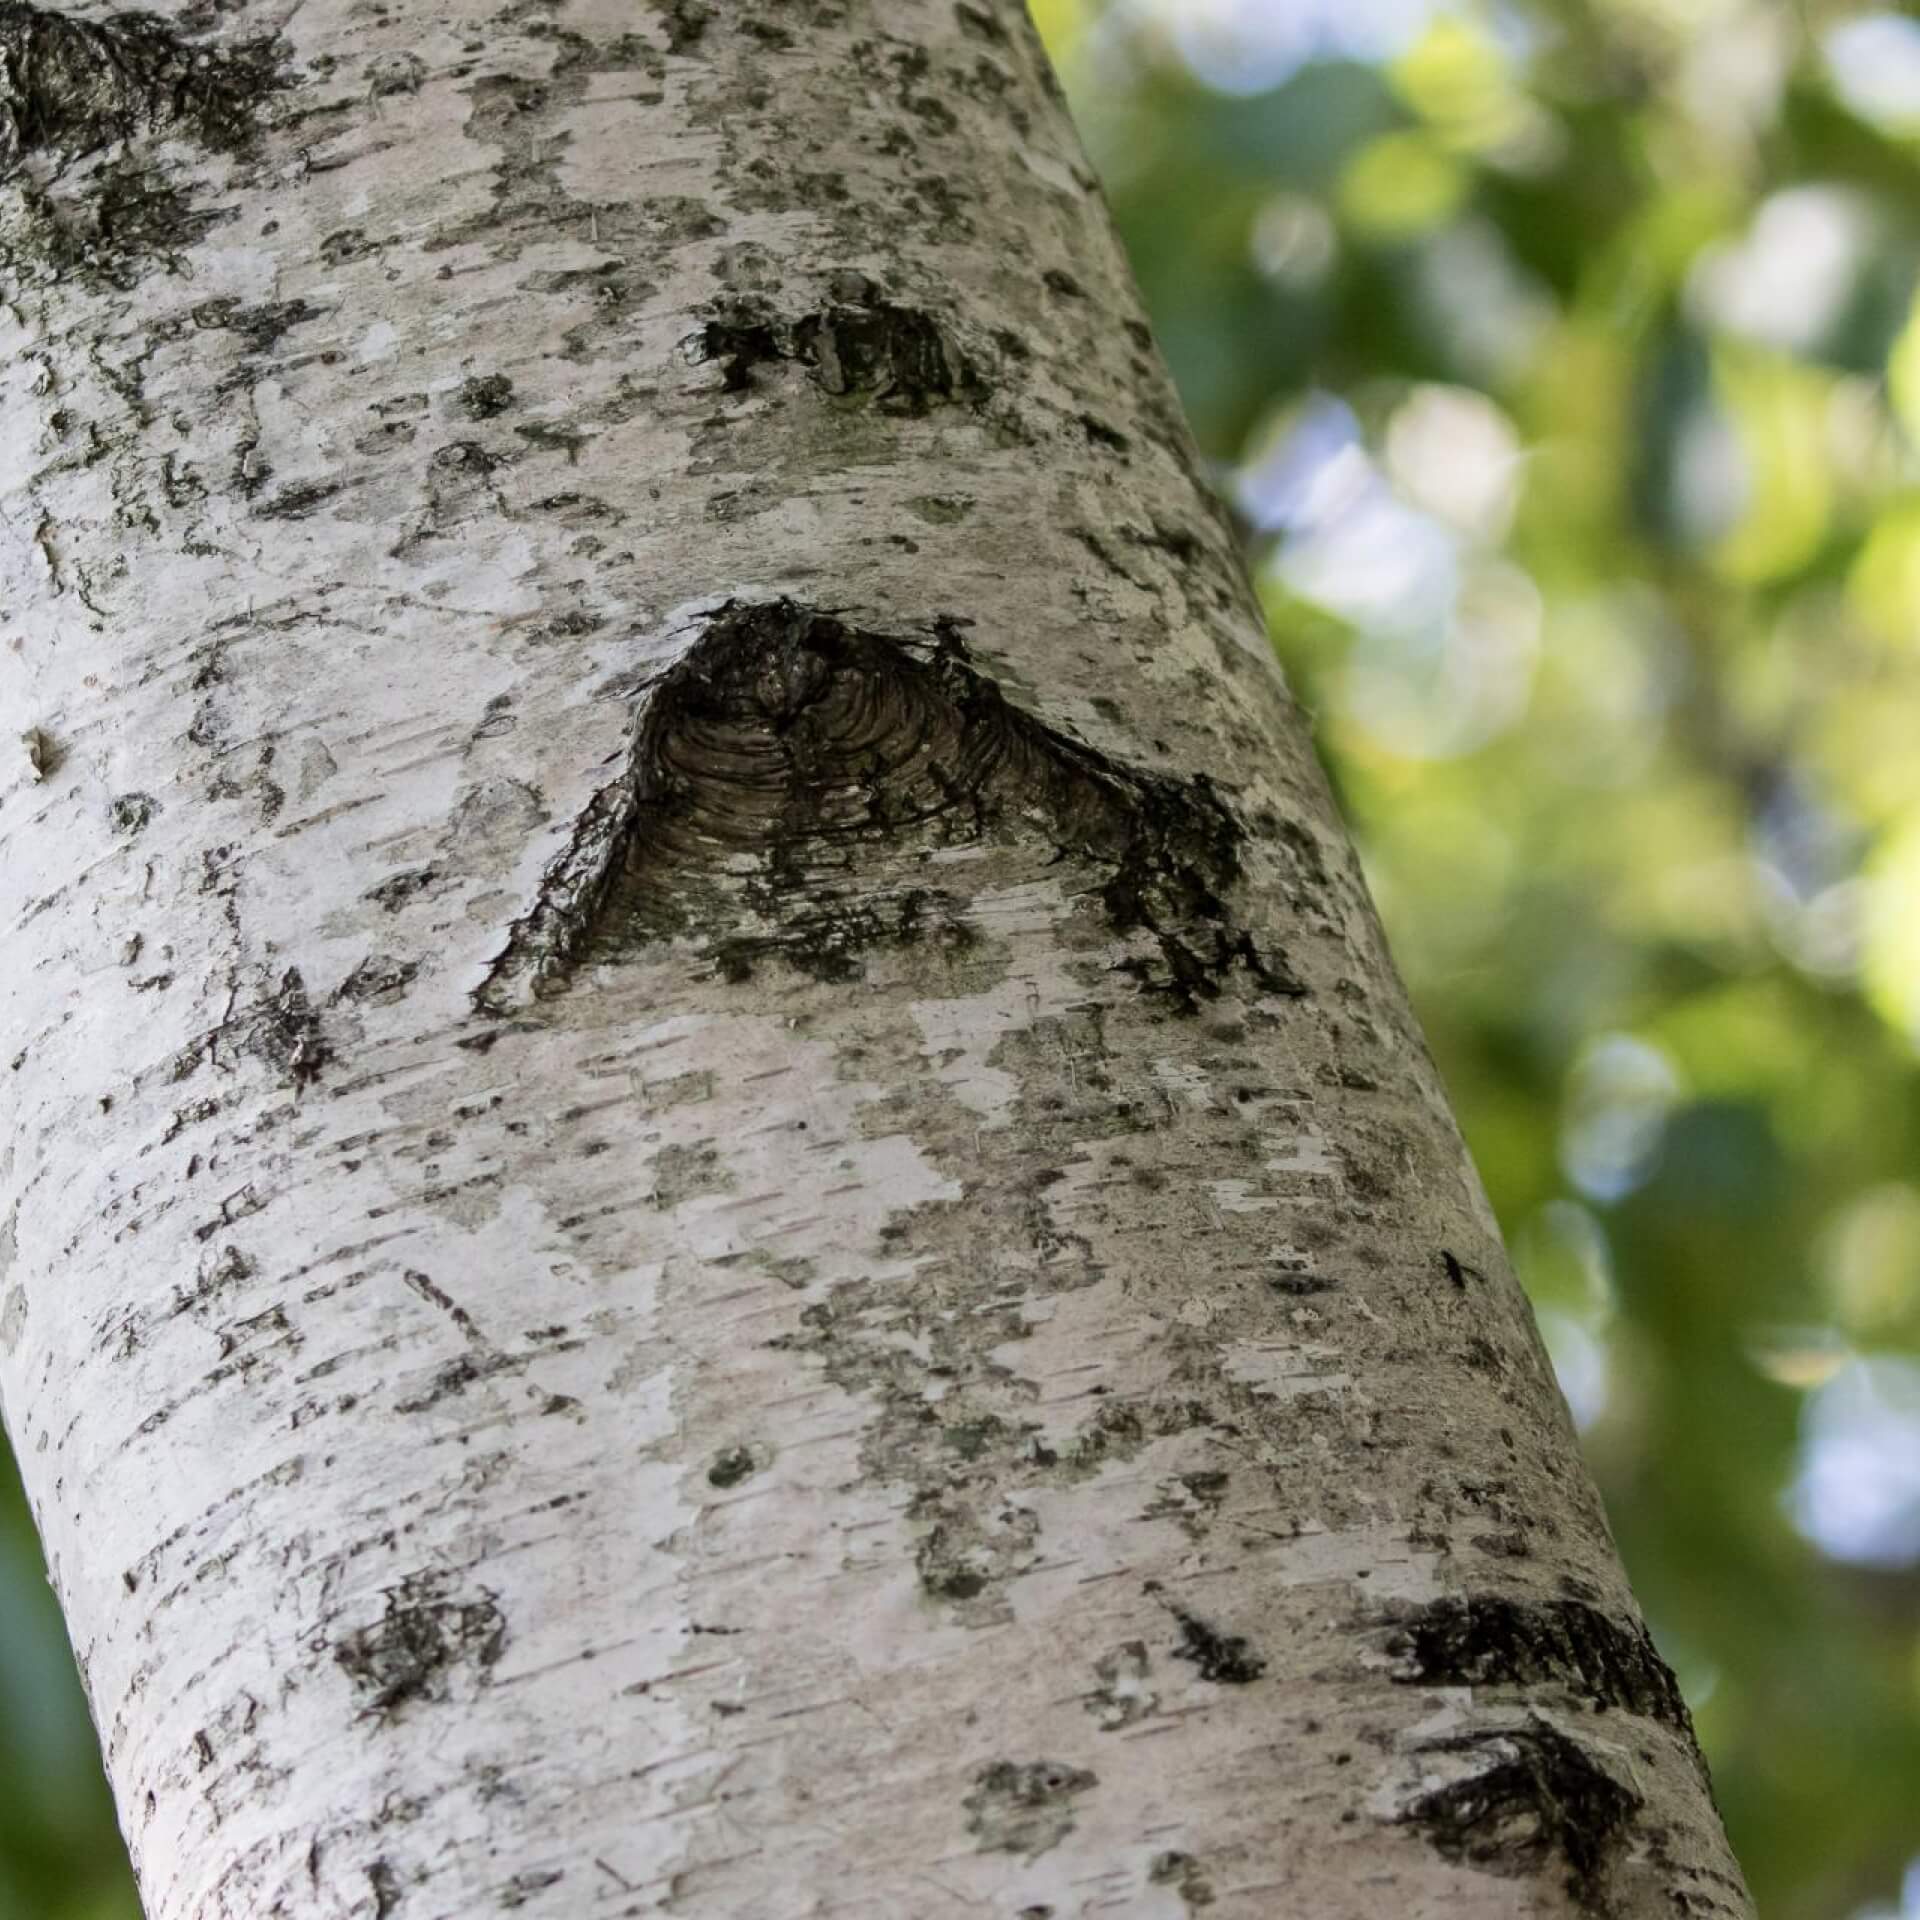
6,2,1920,1915
1038,0,1920,1913
0,1444,139,1919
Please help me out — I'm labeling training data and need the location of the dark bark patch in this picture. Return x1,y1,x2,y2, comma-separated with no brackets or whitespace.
1149,1850,1217,1909
1381,1594,1692,1730
706,1444,757,1489
334,1571,506,1715
689,284,981,414
0,2,283,178
367,1858,403,1917
243,967,330,1087
366,864,443,912
17,150,233,287
1170,1608,1265,1684
476,600,1302,1014
1398,1721,1641,1911
953,2,1008,42
695,303,781,391
648,0,710,53
253,478,344,521
794,297,969,412
964,1759,1097,1858
457,371,515,418
651,1138,733,1206
192,294,320,356
336,954,420,1005
107,790,156,835
1078,412,1131,455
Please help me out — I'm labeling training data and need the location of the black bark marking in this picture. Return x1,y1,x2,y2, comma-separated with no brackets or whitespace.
500,1870,565,1907
953,2,1008,42
1170,1608,1265,1684
964,1759,1097,1858
334,1571,506,1716
649,0,710,54
1398,1721,1641,1912
0,1,282,178
1149,1850,1217,1910
212,967,329,1088
335,954,420,1005
695,307,780,391
1381,1594,1693,1730
107,790,157,835
706,1444,757,1489
367,1859,403,1918
475,599,1302,1013
366,864,443,912
1086,1640,1157,1729
253,478,345,521
691,282,981,413
192,294,320,357
457,371,514,418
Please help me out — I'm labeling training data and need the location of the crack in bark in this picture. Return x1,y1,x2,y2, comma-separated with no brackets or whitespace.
475,599,1303,1015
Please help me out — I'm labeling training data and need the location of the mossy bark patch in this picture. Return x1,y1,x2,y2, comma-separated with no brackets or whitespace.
964,1759,1098,1858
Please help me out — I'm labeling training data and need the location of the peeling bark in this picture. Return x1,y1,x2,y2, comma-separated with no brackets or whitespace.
0,2,1750,1917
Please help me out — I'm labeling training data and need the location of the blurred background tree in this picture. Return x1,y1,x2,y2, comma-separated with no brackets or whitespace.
6,0,1920,1914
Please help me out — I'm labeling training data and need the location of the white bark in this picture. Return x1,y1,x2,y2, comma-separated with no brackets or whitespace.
0,2,1749,1916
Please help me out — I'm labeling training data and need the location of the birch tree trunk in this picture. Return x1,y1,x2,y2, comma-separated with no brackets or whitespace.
0,2,1751,1915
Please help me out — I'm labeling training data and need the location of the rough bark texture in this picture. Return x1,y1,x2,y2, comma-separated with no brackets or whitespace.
0,2,1751,1916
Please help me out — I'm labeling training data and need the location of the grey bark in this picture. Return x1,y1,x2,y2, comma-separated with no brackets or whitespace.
0,1,1751,1916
